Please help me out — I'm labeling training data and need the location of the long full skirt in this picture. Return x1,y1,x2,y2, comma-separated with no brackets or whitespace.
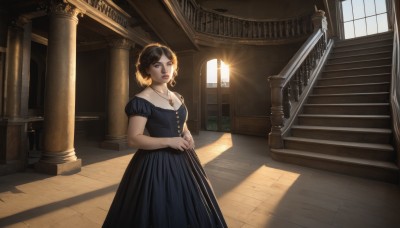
103,148,227,228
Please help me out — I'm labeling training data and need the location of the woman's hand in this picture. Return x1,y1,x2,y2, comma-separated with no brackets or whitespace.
167,137,190,151
182,131,195,149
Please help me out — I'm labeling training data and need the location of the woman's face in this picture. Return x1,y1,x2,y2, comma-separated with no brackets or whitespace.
147,54,174,85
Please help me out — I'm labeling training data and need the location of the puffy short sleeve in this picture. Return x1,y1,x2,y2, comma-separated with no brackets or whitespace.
125,97,152,118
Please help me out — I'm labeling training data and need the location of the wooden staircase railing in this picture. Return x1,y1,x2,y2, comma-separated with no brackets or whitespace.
268,10,333,149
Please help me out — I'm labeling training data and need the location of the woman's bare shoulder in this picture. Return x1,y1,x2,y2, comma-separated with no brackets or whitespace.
135,87,152,99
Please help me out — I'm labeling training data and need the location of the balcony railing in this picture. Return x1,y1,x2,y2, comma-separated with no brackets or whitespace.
81,0,129,28
174,0,313,40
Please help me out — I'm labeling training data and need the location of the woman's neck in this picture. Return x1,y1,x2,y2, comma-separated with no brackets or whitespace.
150,84,169,94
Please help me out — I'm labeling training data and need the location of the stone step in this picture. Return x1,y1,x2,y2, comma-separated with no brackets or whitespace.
322,65,391,78
324,58,391,71
307,92,389,104
313,82,390,94
283,137,394,161
331,44,392,58
317,73,390,86
303,103,390,115
334,37,393,51
335,31,393,47
291,125,392,144
328,51,392,64
297,114,391,128
270,147,398,183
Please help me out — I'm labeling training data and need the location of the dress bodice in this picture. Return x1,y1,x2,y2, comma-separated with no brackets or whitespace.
125,96,187,138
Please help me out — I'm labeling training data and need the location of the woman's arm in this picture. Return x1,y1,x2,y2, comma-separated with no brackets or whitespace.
127,115,190,151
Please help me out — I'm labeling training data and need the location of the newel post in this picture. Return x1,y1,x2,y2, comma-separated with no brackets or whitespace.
268,75,285,148
312,6,328,41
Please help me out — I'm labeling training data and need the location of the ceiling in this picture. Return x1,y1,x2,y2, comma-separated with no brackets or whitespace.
0,0,326,50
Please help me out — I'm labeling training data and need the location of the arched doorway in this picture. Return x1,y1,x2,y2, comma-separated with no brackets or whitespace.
203,58,231,132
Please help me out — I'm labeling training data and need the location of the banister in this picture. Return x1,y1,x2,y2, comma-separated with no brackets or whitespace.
268,10,330,149
276,29,324,88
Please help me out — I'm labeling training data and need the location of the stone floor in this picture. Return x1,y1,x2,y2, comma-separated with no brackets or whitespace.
1,131,400,228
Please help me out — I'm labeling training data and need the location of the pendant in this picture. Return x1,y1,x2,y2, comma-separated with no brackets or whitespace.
169,99,174,107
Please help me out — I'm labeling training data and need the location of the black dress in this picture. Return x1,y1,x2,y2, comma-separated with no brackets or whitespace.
103,96,227,228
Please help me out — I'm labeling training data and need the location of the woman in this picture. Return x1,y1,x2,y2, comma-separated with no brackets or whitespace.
103,43,227,228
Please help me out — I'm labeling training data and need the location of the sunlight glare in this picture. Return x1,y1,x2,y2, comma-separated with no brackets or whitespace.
206,59,230,88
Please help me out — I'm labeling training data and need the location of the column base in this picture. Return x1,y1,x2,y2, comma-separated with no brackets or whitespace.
35,159,81,175
0,119,28,175
100,139,128,150
0,160,26,176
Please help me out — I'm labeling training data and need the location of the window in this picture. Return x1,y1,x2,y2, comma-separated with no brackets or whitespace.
206,59,230,88
341,0,388,39
205,59,231,131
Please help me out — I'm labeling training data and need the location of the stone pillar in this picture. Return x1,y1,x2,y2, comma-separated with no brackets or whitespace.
20,19,32,118
35,1,82,175
0,17,30,175
0,9,8,117
4,21,24,119
100,38,132,150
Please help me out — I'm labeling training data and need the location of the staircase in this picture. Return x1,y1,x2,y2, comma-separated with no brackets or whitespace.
271,32,399,183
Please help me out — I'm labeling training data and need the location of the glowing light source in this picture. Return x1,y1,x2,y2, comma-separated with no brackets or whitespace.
206,59,230,88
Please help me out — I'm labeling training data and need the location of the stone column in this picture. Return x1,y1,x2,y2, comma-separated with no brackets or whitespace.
101,38,132,150
0,17,30,175
20,19,32,118
4,21,24,119
0,9,8,117
36,1,82,175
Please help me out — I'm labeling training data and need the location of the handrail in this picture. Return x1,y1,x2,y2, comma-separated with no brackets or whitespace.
277,29,324,88
390,0,400,167
168,0,313,41
268,11,331,149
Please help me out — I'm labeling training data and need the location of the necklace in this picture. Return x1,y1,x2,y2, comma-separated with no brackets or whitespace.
150,86,174,108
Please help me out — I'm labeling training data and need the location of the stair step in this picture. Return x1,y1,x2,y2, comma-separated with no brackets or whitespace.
328,51,392,64
271,33,397,184
324,58,391,71
307,92,389,104
335,32,393,47
331,44,392,58
291,125,392,144
303,103,390,115
297,114,391,128
270,148,398,183
334,38,393,50
323,65,391,78
317,73,390,86
284,136,394,154
313,82,390,94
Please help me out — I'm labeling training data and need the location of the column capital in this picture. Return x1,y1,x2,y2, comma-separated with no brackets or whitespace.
108,38,134,50
9,16,31,28
48,0,84,21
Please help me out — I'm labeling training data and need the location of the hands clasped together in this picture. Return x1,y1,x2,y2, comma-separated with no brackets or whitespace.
168,132,195,151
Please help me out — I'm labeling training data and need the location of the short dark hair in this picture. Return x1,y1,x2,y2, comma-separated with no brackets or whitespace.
135,43,178,87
